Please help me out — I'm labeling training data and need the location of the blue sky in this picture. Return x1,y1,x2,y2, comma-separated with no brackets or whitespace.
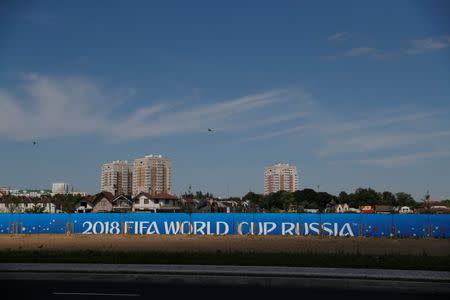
0,0,449,200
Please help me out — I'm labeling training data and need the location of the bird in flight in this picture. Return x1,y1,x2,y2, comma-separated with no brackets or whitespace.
32,141,38,146
208,128,213,132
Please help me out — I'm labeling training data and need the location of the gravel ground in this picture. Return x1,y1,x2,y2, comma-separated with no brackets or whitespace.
0,235,449,256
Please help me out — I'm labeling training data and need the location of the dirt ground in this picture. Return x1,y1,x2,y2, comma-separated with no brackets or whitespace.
0,234,449,256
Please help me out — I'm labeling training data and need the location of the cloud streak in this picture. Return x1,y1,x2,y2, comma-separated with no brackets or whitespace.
407,36,450,55
237,97,449,168
345,47,378,57
2,73,448,170
349,149,450,167
328,32,350,41
238,124,309,143
325,34,450,60
0,74,307,141
319,130,450,156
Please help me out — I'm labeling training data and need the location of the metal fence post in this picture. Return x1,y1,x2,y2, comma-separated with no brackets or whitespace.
65,222,74,235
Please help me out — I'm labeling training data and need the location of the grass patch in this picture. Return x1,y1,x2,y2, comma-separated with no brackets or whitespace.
0,250,449,271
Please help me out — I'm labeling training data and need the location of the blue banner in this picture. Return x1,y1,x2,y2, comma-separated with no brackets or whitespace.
0,213,448,237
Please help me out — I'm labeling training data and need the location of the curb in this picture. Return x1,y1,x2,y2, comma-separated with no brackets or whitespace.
1,263,450,281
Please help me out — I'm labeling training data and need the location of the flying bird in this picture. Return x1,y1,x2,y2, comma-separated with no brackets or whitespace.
32,141,38,146
208,128,213,132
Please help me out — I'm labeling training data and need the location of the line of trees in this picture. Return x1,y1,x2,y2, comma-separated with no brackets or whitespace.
3,187,449,214
180,187,428,212
234,188,427,212
181,187,450,213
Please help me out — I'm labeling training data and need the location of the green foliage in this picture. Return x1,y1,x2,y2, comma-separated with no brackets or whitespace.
3,186,424,214
25,205,46,214
240,188,418,212
338,191,348,204
3,195,21,213
381,191,397,206
53,194,84,212
395,192,416,207
242,192,263,206
348,188,381,207
181,188,213,200
194,191,214,200
440,199,450,207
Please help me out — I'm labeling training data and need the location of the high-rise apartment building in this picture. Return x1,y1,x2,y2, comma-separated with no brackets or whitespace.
132,155,172,196
101,160,133,196
264,163,298,194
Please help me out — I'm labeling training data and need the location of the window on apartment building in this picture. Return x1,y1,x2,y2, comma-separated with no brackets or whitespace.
144,199,149,205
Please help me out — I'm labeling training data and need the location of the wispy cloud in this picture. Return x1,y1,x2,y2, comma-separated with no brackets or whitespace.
221,111,310,133
345,47,378,57
118,90,292,139
328,32,350,41
407,36,450,55
238,124,309,143
237,106,439,144
3,73,448,170
349,149,450,167
326,34,450,61
319,130,450,156
237,96,449,169
317,112,437,135
0,74,305,141
326,46,390,60
0,74,112,140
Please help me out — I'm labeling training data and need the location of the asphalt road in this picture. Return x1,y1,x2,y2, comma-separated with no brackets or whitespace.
2,279,447,300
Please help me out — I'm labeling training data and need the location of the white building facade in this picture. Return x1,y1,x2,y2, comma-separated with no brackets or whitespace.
101,160,133,196
52,183,69,195
0,199,60,213
264,163,298,194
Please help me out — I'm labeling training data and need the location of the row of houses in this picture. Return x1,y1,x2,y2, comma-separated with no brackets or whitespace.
0,195,62,213
76,192,241,213
1,190,449,214
323,203,450,214
0,190,240,213
75,192,181,213
325,204,414,214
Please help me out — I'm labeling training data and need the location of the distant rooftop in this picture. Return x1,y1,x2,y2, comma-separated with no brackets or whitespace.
145,154,164,158
268,163,296,168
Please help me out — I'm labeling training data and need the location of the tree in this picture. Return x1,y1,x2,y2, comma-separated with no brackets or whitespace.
381,191,397,206
242,192,263,206
440,199,450,207
395,192,416,207
292,190,306,205
315,192,336,211
279,191,294,210
25,204,46,213
338,191,348,204
349,188,381,207
293,189,318,208
52,194,83,212
4,196,21,213
421,191,432,212
181,185,194,199
260,193,277,210
188,191,214,200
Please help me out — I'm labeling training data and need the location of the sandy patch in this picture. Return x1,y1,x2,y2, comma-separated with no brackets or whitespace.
0,234,449,256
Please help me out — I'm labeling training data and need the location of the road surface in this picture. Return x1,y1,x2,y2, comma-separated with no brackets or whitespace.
2,279,448,300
